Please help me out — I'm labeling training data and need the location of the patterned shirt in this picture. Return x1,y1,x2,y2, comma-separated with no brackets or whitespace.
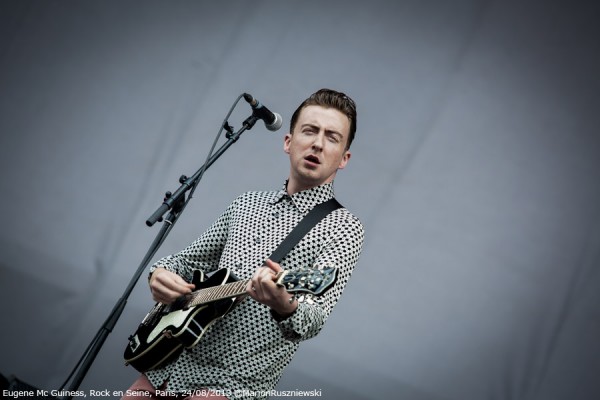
145,181,364,399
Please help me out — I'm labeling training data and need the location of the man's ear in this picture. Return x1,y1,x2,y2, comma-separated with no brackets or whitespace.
338,150,351,170
283,133,292,154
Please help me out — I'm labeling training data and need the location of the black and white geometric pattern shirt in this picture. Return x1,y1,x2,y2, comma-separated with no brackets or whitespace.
146,181,364,399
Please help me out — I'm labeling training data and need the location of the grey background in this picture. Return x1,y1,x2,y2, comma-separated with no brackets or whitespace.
1,0,599,399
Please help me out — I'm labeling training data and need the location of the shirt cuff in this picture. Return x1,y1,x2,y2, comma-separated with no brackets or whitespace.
271,301,311,342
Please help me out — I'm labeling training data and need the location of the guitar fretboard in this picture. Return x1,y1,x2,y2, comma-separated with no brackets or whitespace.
186,279,250,307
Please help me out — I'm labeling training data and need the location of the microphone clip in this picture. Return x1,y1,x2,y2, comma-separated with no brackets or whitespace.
222,121,235,138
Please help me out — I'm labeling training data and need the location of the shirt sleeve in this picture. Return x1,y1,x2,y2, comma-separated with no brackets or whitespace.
149,196,238,282
274,211,364,342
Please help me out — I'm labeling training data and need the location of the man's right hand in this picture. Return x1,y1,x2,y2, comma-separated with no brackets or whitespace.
149,267,195,304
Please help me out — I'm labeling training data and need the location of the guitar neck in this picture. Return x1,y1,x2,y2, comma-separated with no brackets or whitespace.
187,279,250,307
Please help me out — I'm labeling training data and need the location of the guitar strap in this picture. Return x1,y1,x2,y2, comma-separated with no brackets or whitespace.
268,197,342,264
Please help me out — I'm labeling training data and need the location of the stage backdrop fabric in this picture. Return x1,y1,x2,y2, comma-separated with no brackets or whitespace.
1,1,599,399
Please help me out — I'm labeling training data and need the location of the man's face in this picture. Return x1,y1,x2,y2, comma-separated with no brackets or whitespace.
284,105,351,193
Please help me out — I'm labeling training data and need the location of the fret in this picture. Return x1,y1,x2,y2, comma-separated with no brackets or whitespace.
198,288,213,303
189,292,201,307
194,291,206,305
229,281,243,296
214,284,226,300
226,282,238,297
203,286,219,302
220,283,232,298
235,280,249,295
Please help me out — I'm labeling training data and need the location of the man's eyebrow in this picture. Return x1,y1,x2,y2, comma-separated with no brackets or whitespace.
300,123,342,136
300,123,318,130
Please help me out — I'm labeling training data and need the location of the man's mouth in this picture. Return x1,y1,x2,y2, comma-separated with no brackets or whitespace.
304,155,320,164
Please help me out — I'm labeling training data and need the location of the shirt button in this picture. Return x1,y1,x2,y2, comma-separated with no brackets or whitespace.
272,211,280,218
254,237,261,244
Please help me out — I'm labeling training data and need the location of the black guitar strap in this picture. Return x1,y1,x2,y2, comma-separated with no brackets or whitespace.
268,198,342,264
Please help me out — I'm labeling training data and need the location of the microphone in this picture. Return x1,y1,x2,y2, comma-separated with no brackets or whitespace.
243,93,283,131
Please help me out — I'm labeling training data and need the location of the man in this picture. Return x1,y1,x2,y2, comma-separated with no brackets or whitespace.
123,89,364,399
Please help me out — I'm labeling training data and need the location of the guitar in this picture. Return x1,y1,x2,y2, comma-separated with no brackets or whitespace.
124,266,337,372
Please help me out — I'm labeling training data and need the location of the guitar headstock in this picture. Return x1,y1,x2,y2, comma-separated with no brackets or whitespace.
276,267,338,296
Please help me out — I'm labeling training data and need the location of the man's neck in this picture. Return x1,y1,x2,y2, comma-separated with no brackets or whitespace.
286,183,307,196
286,181,314,196
285,179,332,196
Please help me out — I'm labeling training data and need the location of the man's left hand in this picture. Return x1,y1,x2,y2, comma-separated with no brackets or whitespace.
247,259,298,318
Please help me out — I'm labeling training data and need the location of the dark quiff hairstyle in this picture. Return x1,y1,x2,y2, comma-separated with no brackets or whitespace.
289,88,357,150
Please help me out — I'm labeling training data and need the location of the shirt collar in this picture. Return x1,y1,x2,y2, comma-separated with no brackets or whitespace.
271,181,336,214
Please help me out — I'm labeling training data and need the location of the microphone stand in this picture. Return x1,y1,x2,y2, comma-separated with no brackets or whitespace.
53,109,263,399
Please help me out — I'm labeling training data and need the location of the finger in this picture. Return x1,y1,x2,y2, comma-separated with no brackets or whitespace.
249,271,263,299
246,280,257,298
255,271,275,295
169,273,196,291
157,273,194,294
253,284,265,300
264,259,283,273
151,281,193,306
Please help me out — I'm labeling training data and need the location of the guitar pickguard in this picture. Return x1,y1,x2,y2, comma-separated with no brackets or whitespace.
148,305,207,343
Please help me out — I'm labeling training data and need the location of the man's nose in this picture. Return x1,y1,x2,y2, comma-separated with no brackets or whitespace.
311,132,325,150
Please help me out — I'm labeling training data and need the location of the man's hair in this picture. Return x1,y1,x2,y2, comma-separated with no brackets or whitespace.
289,88,357,149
